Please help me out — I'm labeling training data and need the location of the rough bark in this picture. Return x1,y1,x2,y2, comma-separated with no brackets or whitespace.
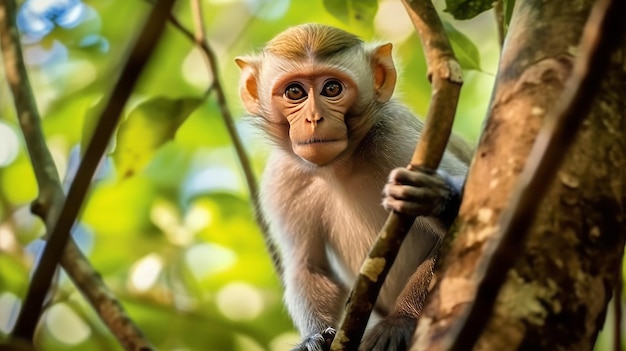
414,0,626,350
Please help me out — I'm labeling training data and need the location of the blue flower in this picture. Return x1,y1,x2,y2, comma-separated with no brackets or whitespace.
17,0,87,39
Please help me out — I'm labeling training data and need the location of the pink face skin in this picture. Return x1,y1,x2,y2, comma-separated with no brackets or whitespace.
271,68,359,166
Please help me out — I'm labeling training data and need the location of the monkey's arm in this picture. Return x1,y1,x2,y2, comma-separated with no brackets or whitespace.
280,230,347,351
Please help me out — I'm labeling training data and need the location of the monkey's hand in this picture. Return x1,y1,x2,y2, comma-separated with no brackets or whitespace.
382,167,461,225
359,315,416,351
291,327,335,351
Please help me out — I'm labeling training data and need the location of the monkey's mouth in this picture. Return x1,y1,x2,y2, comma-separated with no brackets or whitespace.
296,138,344,145
292,138,349,166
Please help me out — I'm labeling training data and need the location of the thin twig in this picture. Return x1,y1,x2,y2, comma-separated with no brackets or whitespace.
446,0,625,349
0,1,156,349
11,0,177,344
329,0,463,349
613,265,622,351
494,0,505,47
184,0,283,278
0,0,63,221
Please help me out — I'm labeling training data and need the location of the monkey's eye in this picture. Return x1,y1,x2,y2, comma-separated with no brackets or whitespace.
321,80,343,98
285,83,307,101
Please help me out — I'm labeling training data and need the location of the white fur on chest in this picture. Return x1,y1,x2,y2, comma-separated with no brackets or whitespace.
323,179,385,281
261,151,441,314
320,172,432,313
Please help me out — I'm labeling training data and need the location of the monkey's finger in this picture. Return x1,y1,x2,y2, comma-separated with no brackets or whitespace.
388,167,446,189
382,197,437,217
384,184,440,202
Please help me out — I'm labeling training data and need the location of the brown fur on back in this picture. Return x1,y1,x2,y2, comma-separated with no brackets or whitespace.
264,24,362,61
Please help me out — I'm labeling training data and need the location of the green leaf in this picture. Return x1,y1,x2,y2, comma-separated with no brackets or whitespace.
444,0,494,20
323,0,378,29
443,21,481,71
112,96,202,179
81,98,106,156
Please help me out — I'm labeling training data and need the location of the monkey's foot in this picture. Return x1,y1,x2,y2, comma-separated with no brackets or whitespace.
291,327,335,351
359,315,416,351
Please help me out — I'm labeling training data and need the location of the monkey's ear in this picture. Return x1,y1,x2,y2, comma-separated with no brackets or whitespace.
235,56,261,115
371,43,397,102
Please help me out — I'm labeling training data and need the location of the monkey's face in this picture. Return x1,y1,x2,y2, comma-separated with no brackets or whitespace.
270,69,358,166
236,26,397,167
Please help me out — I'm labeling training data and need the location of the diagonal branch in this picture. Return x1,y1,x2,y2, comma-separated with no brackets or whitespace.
0,1,155,350
8,0,177,345
445,0,626,349
329,0,463,349
172,1,282,278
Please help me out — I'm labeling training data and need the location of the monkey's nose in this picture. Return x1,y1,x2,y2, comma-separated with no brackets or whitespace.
306,115,324,124
306,115,323,132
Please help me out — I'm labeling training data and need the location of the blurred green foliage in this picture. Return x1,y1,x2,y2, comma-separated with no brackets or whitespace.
0,0,621,350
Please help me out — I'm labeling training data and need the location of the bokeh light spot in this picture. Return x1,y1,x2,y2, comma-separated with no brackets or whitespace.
182,47,213,90
183,165,242,202
243,0,290,20
374,0,415,44
208,0,238,5
0,122,20,167
45,302,91,345
0,292,21,334
270,332,301,351
129,253,163,292
184,202,213,232
185,243,236,281
23,40,68,66
216,282,264,321
235,334,265,351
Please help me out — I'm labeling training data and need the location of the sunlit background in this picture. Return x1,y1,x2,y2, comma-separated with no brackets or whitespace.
0,0,620,350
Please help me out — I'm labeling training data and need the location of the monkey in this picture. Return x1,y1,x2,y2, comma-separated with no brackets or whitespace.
236,24,470,351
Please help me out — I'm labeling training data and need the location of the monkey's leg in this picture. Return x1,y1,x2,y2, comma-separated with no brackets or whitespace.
359,256,435,351
283,249,345,351
359,168,462,351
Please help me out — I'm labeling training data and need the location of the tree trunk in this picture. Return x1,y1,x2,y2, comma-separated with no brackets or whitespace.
414,0,626,350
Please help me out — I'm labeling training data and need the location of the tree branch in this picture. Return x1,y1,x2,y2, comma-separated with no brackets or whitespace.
614,269,622,351
0,0,63,221
494,0,505,47
445,0,625,349
0,1,157,349
329,0,463,349
9,0,177,345
174,1,283,278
